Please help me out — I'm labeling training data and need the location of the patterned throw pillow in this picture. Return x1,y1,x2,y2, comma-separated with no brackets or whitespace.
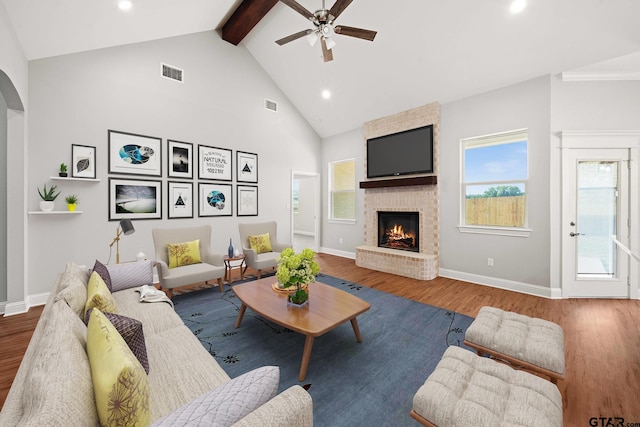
167,239,202,269
248,233,272,254
87,309,150,427
107,260,154,292
84,271,118,323
85,309,149,374
93,259,112,292
152,366,280,427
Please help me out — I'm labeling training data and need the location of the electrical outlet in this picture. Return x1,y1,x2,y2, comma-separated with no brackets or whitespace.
487,258,494,267
339,238,343,244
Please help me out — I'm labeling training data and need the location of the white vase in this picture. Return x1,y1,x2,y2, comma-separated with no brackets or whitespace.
39,201,55,212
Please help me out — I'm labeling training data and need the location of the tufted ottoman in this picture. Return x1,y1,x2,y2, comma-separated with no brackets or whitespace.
410,346,562,426
463,306,565,384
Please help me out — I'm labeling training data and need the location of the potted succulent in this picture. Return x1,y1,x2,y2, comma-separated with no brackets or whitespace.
276,248,320,307
37,184,61,212
59,163,68,177
65,194,79,211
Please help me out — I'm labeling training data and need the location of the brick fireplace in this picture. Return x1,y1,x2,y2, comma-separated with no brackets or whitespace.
356,103,439,280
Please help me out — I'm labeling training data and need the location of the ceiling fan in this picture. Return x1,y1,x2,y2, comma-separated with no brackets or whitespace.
275,0,377,63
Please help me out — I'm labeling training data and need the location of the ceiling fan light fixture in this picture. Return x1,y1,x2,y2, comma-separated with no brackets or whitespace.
324,36,336,50
306,31,319,47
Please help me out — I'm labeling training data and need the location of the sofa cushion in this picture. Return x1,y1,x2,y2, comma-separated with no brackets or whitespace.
93,259,113,291
167,239,202,268
54,269,88,318
111,287,184,335
87,308,151,427
108,260,154,292
152,366,279,427
249,233,272,254
84,271,118,321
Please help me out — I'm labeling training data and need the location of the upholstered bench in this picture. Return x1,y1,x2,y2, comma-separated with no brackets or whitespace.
463,306,565,384
410,346,562,426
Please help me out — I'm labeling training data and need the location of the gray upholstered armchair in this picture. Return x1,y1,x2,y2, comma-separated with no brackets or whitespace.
238,221,291,279
152,225,225,298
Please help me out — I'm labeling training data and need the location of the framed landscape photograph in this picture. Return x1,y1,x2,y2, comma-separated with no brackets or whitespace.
237,151,258,183
168,181,193,219
71,144,96,179
237,185,258,216
109,178,162,220
198,145,232,181
168,140,193,179
108,130,162,177
198,183,232,217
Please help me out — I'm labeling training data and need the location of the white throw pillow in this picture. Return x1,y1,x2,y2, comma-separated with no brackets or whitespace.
152,366,280,427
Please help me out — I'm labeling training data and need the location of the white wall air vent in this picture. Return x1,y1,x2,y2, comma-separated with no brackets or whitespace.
161,63,183,83
264,98,278,112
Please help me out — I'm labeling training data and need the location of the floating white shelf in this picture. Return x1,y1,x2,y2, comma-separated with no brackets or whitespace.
50,177,100,182
28,211,83,215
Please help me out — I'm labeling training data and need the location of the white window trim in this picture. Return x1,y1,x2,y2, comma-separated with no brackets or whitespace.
460,129,530,237
328,158,356,223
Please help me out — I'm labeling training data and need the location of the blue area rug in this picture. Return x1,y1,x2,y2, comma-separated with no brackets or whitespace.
173,273,474,426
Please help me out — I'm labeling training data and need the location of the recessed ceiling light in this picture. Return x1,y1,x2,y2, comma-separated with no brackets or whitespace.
510,0,526,14
322,90,331,100
118,1,133,11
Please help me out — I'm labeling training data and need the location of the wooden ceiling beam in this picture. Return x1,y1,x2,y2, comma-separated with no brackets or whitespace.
221,0,280,46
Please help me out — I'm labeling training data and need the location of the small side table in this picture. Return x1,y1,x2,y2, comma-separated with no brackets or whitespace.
224,254,246,285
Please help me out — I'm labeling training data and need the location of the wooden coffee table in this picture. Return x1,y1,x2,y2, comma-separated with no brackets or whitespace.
233,277,371,381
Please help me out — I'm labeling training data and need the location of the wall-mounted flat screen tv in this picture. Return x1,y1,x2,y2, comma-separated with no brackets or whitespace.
366,125,434,179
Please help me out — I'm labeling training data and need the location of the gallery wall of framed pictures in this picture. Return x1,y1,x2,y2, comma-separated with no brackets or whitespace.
106,128,259,221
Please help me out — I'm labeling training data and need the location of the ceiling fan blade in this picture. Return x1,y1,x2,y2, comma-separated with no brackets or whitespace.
279,0,314,20
321,37,334,62
334,25,377,41
276,29,313,45
328,0,354,21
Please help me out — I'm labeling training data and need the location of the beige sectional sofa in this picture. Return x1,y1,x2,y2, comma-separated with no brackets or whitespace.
0,262,313,426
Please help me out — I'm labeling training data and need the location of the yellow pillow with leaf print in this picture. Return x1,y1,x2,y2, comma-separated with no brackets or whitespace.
167,239,202,269
84,271,118,323
248,233,272,254
87,308,150,427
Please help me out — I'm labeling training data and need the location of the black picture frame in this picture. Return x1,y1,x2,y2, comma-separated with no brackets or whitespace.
198,182,233,217
168,181,193,219
71,144,96,179
167,140,193,179
198,145,232,181
108,178,162,220
236,151,258,183
237,185,258,216
108,130,162,177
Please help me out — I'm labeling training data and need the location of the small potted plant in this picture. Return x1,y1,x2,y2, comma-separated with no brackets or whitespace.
65,194,79,211
37,184,61,212
276,248,320,307
59,163,68,177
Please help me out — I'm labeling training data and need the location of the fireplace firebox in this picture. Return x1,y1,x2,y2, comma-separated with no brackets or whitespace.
377,211,419,252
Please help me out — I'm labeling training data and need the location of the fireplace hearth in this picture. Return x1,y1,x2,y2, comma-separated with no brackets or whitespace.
378,211,419,252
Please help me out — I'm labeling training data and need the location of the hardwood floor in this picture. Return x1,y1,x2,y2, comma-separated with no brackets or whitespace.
2,253,640,425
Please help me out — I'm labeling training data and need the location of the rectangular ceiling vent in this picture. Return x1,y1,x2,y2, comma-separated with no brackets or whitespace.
161,63,183,83
264,98,278,112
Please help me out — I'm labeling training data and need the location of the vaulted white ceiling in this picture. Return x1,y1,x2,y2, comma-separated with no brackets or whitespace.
3,0,640,137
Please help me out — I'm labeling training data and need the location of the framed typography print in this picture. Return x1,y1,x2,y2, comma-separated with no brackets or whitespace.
168,140,193,179
109,178,162,220
198,183,232,217
237,185,258,216
198,145,232,181
71,144,96,179
236,151,258,183
108,130,162,177
168,181,193,219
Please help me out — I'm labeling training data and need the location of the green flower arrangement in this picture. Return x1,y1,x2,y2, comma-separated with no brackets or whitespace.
276,248,320,305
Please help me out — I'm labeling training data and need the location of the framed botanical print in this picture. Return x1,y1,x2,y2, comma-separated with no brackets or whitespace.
109,178,162,220
168,181,193,219
168,140,193,179
198,183,232,217
108,130,162,177
236,151,258,183
71,144,96,179
237,185,258,216
198,145,232,181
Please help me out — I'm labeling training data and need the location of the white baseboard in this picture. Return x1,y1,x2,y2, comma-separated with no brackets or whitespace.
3,300,28,316
2,292,49,317
28,292,49,307
319,247,356,260
439,268,563,299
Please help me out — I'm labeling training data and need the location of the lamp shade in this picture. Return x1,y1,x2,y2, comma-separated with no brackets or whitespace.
120,218,135,236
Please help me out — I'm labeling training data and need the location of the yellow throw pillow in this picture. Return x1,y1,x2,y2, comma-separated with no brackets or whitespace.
167,239,202,269
87,309,150,427
249,233,272,254
84,271,118,322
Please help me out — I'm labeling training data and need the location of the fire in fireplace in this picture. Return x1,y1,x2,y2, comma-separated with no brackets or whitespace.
377,211,419,252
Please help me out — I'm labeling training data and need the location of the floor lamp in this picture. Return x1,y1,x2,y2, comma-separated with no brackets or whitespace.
109,218,135,264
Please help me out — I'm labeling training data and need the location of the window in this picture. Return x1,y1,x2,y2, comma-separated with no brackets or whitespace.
329,159,356,221
461,129,529,236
